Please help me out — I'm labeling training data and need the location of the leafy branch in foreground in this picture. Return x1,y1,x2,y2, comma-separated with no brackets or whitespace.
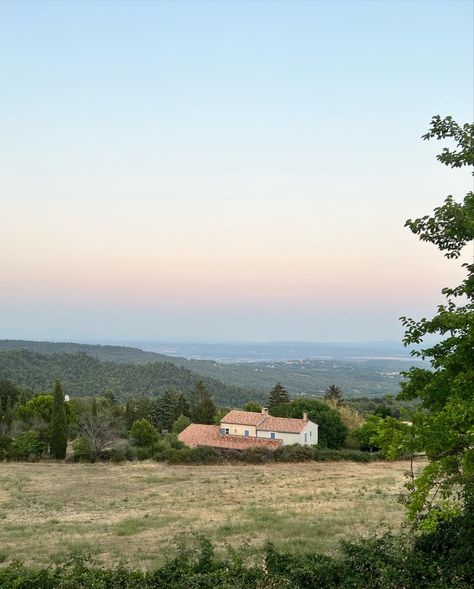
376,115,474,530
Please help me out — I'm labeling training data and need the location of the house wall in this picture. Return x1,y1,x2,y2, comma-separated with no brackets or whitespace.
256,430,301,445
220,422,257,437
256,420,318,446
300,421,318,446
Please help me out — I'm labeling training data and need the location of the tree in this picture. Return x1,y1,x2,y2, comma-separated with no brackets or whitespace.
271,399,347,449
243,400,262,413
10,430,44,460
267,383,290,408
189,381,216,424
0,379,20,413
77,407,124,462
171,414,192,435
354,415,383,452
376,115,474,530
129,418,160,447
152,390,189,431
324,384,344,407
50,381,67,459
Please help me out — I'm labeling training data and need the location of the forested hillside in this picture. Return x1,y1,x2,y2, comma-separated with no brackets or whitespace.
0,339,420,396
0,350,256,405
0,340,167,364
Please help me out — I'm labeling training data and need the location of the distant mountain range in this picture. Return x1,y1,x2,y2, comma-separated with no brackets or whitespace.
0,339,425,401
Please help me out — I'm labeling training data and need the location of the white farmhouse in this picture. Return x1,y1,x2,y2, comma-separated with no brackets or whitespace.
219,408,318,446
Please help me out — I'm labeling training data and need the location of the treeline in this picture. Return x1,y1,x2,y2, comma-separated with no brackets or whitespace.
0,515,472,588
0,349,255,405
0,378,398,464
0,338,414,397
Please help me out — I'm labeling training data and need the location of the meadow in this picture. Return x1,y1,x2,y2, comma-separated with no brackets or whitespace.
0,459,421,568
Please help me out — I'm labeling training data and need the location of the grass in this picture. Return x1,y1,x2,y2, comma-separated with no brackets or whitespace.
0,459,423,568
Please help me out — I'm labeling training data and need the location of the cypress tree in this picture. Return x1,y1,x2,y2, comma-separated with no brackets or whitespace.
50,380,67,459
189,381,216,424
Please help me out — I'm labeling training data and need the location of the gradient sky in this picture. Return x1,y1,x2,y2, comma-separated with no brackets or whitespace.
1,0,473,343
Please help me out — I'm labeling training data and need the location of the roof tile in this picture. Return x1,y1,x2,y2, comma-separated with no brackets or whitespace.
178,424,282,450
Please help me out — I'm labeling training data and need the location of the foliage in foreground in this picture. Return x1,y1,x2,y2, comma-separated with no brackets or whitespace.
375,115,474,529
0,507,472,589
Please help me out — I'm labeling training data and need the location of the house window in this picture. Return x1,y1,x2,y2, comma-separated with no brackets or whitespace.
220,428,229,435
270,432,276,439
244,430,249,437
233,428,237,434
304,433,308,444
310,431,312,438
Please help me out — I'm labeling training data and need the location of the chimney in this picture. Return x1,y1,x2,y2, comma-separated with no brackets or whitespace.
261,407,269,415
303,412,308,422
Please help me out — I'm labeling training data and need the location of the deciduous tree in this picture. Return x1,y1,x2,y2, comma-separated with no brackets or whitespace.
376,115,474,529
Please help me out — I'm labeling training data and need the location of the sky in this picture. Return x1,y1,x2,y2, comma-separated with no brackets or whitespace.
0,0,472,343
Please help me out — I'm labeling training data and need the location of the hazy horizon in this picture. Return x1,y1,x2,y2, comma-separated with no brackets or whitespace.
1,0,472,342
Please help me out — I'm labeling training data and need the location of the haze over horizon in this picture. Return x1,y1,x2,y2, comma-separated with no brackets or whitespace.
1,0,472,343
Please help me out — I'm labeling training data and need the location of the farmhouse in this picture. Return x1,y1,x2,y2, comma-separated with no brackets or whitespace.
178,408,318,450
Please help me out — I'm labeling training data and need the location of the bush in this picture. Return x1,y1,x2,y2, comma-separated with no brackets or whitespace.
275,444,316,462
9,431,44,460
157,447,194,464
0,433,11,460
171,414,191,435
239,447,275,463
313,448,384,462
189,445,222,464
135,446,155,461
110,439,135,463
0,521,473,588
129,419,160,448
71,437,92,462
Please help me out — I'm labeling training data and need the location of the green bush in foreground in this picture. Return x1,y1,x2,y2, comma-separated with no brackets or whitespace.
149,444,385,465
0,510,472,589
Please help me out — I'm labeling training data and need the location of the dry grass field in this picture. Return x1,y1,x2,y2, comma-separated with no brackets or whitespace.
0,459,421,568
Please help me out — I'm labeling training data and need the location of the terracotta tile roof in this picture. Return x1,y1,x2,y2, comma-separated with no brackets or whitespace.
178,424,282,450
220,409,310,434
257,416,308,433
220,410,266,426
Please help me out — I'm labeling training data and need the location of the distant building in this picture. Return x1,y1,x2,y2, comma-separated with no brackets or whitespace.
178,407,318,450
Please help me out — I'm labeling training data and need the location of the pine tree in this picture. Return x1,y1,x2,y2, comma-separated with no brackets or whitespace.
189,381,216,424
268,383,290,409
324,384,344,406
50,380,67,459
154,390,190,431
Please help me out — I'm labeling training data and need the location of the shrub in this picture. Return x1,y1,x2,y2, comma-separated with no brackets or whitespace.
10,431,44,460
313,448,384,462
110,439,135,463
135,446,155,461
275,444,316,462
0,433,11,460
129,419,160,448
239,447,275,464
171,414,191,435
71,437,92,462
157,447,194,464
189,445,222,464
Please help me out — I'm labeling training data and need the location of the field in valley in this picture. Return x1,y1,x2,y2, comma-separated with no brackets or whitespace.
0,460,421,568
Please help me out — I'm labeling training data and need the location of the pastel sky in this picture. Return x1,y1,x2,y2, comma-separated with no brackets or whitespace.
1,0,472,343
